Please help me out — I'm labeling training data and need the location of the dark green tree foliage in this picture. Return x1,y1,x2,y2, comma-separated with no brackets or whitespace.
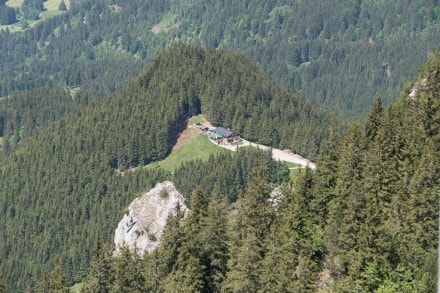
364,96,383,143
201,186,229,292
132,45,330,159
59,0,67,11
174,147,290,202
75,54,440,291
0,40,439,293
148,202,185,291
48,260,70,293
317,53,440,291
83,237,113,292
0,88,79,156
325,123,367,283
0,4,16,25
162,187,208,291
310,122,341,224
0,101,167,292
21,0,45,20
0,0,439,121
224,164,274,292
111,245,146,292
0,271,6,293
260,168,321,292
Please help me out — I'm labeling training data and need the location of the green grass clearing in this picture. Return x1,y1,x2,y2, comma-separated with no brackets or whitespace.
40,0,70,20
3,0,70,31
0,24,23,31
289,167,305,181
151,12,177,34
147,134,226,173
6,0,70,10
188,114,206,125
5,0,22,8
44,0,70,11
70,282,84,292
285,162,302,169
40,10,63,20
68,87,81,98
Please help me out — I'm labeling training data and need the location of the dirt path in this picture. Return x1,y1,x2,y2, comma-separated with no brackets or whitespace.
216,139,316,169
176,115,316,169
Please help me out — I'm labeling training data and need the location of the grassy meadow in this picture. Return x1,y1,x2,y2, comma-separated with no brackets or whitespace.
147,134,227,173
2,0,70,31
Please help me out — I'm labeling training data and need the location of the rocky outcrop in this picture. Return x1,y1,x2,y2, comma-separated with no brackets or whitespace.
114,181,188,256
409,78,428,99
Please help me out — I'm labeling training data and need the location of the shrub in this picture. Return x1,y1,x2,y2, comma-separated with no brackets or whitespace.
160,188,169,199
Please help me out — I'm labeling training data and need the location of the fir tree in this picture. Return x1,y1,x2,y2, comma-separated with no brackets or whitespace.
58,0,67,11
48,260,69,293
83,237,113,293
164,187,208,291
224,164,274,292
0,271,6,293
364,97,383,143
325,123,366,283
111,245,145,292
311,122,341,225
202,186,229,291
154,202,186,290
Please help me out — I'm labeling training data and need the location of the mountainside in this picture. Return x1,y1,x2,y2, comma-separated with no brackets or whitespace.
1,0,439,119
78,48,440,293
0,1,439,291
0,45,308,291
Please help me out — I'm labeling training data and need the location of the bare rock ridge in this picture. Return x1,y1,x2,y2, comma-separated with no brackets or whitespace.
114,181,188,256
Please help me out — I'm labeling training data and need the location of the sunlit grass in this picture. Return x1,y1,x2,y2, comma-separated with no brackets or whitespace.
147,134,226,173
5,0,23,8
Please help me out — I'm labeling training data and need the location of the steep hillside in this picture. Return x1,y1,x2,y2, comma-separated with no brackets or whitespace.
0,0,439,119
0,45,314,291
0,87,84,157
78,48,440,293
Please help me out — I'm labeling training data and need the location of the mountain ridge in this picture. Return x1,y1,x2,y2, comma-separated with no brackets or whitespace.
0,44,322,291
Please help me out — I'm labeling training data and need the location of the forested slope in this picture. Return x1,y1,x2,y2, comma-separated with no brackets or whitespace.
1,0,439,119
0,45,324,291
79,48,440,293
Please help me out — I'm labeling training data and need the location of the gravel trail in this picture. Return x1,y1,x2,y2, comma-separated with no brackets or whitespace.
216,139,316,169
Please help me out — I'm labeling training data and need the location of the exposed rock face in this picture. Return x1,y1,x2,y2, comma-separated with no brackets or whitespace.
114,181,188,256
269,187,283,207
409,78,428,99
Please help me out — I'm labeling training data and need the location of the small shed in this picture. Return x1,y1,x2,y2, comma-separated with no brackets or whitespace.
197,124,209,132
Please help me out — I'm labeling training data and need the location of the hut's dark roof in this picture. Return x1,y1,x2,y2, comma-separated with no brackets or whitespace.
213,127,237,138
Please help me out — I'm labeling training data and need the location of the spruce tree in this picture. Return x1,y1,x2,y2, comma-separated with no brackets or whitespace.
0,271,6,293
154,202,186,289
58,0,67,11
325,123,366,284
224,164,273,292
111,245,145,292
48,260,69,293
264,168,318,292
364,97,383,143
164,187,208,291
311,121,341,225
83,237,113,293
202,186,229,291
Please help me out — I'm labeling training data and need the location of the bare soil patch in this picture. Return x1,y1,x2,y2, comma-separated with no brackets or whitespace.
173,115,212,150
173,125,198,150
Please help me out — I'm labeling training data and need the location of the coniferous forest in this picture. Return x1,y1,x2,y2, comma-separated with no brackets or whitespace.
0,0,440,119
0,0,439,292
78,49,439,293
